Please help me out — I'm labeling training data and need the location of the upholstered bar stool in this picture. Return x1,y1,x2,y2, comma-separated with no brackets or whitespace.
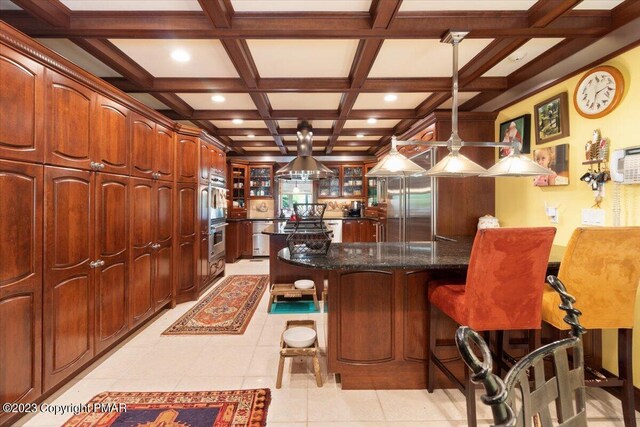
428,227,556,427
541,227,640,427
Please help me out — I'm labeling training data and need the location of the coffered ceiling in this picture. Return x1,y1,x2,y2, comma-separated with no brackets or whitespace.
1,0,638,157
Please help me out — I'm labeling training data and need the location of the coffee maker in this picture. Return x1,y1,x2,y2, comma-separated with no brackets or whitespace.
348,201,362,217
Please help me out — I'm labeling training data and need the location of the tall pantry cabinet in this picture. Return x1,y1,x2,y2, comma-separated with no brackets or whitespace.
0,22,225,426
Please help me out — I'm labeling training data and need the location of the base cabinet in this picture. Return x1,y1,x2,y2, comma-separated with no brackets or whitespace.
176,183,197,302
0,160,43,426
343,220,377,243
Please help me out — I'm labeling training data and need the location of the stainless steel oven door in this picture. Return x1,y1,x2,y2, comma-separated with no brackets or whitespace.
209,222,227,262
210,184,228,221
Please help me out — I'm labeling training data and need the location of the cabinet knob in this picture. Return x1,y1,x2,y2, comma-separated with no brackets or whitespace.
98,163,106,170
90,161,100,170
152,243,161,249
89,260,100,268
97,259,105,266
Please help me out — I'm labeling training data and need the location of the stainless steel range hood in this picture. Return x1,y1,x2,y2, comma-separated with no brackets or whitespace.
275,121,336,180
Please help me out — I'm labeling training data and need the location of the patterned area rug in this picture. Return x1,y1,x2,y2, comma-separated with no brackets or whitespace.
163,275,268,335
62,389,270,427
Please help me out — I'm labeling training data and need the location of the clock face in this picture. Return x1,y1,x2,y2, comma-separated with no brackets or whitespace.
574,66,624,118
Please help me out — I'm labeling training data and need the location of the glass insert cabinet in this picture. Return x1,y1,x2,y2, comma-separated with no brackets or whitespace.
249,165,273,198
318,165,370,199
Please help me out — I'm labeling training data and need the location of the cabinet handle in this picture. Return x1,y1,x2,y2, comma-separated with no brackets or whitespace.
151,243,161,249
98,163,105,170
90,161,100,170
97,259,105,266
89,260,100,268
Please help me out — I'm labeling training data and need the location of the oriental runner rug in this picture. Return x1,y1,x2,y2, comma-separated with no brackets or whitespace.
163,275,268,335
62,389,270,427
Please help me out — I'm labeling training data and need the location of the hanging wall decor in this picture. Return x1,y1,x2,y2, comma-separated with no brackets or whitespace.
534,92,570,144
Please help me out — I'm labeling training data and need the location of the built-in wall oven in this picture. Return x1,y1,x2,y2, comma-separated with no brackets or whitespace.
209,174,228,263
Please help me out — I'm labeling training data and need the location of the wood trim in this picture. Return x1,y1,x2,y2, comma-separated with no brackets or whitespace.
10,0,70,28
197,0,233,29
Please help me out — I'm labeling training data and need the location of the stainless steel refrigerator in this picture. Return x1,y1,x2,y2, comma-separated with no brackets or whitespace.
383,149,434,242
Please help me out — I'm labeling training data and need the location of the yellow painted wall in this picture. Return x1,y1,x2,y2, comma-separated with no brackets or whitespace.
495,45,640,384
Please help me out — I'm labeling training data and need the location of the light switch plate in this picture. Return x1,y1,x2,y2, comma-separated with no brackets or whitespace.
581,208,605,226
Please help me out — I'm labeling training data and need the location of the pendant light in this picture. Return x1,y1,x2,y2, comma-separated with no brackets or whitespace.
366,136,427,177
482,138,555,176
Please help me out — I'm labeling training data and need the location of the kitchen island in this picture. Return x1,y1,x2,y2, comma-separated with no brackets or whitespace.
279,241,563,389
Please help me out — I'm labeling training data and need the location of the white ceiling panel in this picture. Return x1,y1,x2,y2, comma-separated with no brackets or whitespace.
60,0,203,10
399,0,536,11
574,0,625,9
483,38,564,77
109,39,238,78
231,0,371,12
267,93,343,110
353,92,432,109
0,0,21,9
129,93,170,110
333,146,371,151
337,135,382,141
211,120,268,129
36,39,122,77
247,40,359,78
288,146,326,151
277,120,335,129
243,146,282,152
369,38,494,78
231,135,272,141
437,92,480,109
177,93,256,110
343,119,400,128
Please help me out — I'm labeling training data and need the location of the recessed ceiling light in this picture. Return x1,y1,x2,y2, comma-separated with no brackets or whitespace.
507,51,527,62
367,118,378,124
211,94,225,103
384,94,398,102
356,134,364,138
247,134,255,138
170,49,191,63
232,118,244,125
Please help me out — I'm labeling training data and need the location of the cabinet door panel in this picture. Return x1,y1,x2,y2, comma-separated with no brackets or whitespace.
198,234,209,288
200,142,210,183
155,125,174,181
44,166,94,391
178,242,196,294
129,178,154,326
176,135,198,183
94,174,129,352
156,182,173,244
92,96,129,175
0,49,44,163
176,184,197,298
45,71,93,170
130,114,155,179
154,246,172,309
178,185,196,239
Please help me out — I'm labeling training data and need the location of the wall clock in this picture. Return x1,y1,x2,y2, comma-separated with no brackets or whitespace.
574,65,624,119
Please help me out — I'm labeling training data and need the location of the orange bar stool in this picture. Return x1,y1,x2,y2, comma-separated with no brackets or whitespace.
428,227,556,427
541,227,640,427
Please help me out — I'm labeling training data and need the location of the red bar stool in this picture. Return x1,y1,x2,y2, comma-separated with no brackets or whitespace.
541,227,640,427
427,227,556,427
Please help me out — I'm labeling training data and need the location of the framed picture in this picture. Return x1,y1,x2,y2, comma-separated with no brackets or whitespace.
533,144,570,187
534,92,570,144
498,114,531,158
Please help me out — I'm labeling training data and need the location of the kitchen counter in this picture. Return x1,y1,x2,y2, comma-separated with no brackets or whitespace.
277,241,563,390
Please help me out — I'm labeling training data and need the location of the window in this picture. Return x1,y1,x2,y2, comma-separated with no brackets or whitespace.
279,181,313,215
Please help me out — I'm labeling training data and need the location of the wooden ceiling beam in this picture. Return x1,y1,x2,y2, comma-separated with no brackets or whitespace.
197,0,233,29
104,76,507,93
152,93,194,118
2,10,610,38
71,38,154,87
611,0,640,28
528,0,584,27
160,109,419,121
10,0,70,28
370,0,403,29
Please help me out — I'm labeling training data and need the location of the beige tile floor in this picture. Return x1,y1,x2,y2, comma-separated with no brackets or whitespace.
17,259,638,426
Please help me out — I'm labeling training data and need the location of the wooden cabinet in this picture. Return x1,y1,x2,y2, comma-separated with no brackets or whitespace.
248,164,273,198
131,114,174,181
225,220,252,263
228,163,248,218
45,71,94,171
318,165,365,199
129,177,174,327
0,160,43,425
94,173,129,353
198,184,210,286
343,220,377,243
200,140,226,184
43,166,95,391
318,166,341,197
176,183,197,301
364,163,378,207
212,146,225,176
176,133,198,183
241,221,253,257
0,47,44,163
92,95,130,175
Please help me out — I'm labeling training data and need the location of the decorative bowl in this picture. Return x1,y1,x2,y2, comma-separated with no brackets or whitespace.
294,279,314,289
283,327,316,348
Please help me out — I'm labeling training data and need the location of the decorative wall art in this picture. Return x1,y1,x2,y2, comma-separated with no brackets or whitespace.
533,144,570,187
534,92,570,144
498,114,531,158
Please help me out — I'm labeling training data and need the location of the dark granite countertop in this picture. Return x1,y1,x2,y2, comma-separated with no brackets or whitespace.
228,217,378,222
278,241,564,271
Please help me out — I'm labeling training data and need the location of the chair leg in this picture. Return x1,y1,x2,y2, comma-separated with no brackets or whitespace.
618,328,636,427
495,330,505,375
427,302,436,393
465,363,477,427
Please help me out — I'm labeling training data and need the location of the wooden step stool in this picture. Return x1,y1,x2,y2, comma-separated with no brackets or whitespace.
268,282,319,313
276,320,322,388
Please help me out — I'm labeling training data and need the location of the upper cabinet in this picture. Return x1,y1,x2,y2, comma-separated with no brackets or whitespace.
131,113,174,181
318,165,365,199
364,162,378,207
155,124,174,181
45,70,94,170
176,133,198,183
318,166,341,197
228,163,247,218
92,95,130,175
199,141,226,184
248,165,273,198
0,47,45,163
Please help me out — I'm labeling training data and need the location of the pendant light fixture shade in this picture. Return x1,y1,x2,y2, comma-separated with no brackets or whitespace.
366,136,427,177
275,121,336,180
425,148,488,177
482,140,555,177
